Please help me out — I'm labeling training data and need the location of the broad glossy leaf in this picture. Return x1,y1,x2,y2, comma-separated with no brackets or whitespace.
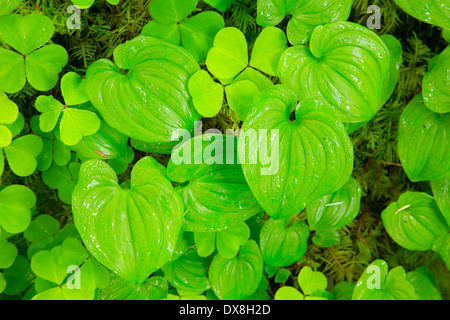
238,86,354,219
406,269,441,300
0,48,25,93
61,72,90,106
225,80,259,121
149,0,198,24
0,0,21,15
398,94,450,182
167,134,261,232
24,215,60,242
259,217,309,267
250,27,288,76
0,185,35,234
204,0,235,11
188,70,224,118
307,177,362,231
0,240,17,268
209,240,263,300
72,157,184,284
432,233,450,270
431,176,450,226
71,119,129,160
4,135,43,176
279,21,391,124
60,107,101,146
352,259,416,300
257,0,352,45
311,229,340,248
179,11,225,62
0,14,54,55
86,36,200,152
423,46,450,113
393,0,450,29
206,27,248,80
380,34,403,107
26,44,69,92
97,275,169,300
215,222,250,258
298,266,327,296
381,192,448,251
163,249,210,295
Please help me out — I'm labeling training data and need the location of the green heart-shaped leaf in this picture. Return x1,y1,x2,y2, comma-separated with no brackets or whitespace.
188,70,224,118
72,157,184,284
381,192,448,251
423,46,450,113
61,72,90,106
398,94,450,182
168,134,261,232
274,286,304,300
209,240,263,300
0,0,21,16
4,135,43,177
24,215,60,243
149,0,198,24
225,80,259,121
206,27,248,80
238,86,354,219
0,240,17,269
250,27,288,76
35,95,63,133
216,222,250,259
60,107,101,146
260,217,309,267
0,48,25,93
85,36,200,151
0,185,36,234
0,92,18,125
30,246,67,285
298,266,327,296
279,21,391,124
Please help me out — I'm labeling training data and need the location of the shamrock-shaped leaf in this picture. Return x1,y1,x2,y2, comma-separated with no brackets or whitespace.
381,192,448,251
238,86,354,219
250,27,288,76
352,259,416,300
398,94,450,182
0,274,5,294
393,0,450,30
257,0,353,45
259,217,309,267
143,0,224,62
98,274,169,300
0,92,18,148
0,14,68,93
279,21,392,124
167,134,261,232
24,215,60,243
42,162,81,205
203,0,236,12
333,282,355,300
307,177,362,231
0,185,36,233
3,134,43,177
0,240,17,268
423,46,450,113
209,240,263,300
86,36,200,153
275,286,304,300
431,176,450,226
72,157,184,284
2,255,31,296
163,248,210,295
188,70,224,118
225,80,260,121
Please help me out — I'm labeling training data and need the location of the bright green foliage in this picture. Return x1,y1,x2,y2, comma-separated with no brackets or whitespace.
143,0,224,62
72,157,184,285
431,176,450,226
86,36,200,153
432,233,450,270
188,70,224,118
311,229,340,248
0,185,36,234
98,275,168,300
24,215,60,243
257,0,353,45
307,177,362,231
352,260,416,300
3,134,43,177
382,192,448,251
163,249,210,295
0,14,68,93
259,217,309,267
167,134,261,232
398,94,450,182
0,0,21,15
0,92,18,148
0,240,17,269
2,255,31,296
204,0,236,11
238,86,354,219
209,240,263,299
42,162,80,205
423,46,450,113
279,21,391,124
406,268,442,300
71,0,119,9
394,0,450,29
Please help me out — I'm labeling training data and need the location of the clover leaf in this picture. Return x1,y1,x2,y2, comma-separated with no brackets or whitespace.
0,14,68,93
142,0,225,62
2,134,43,177
0,0,21,16
42,161,81,205
0,240,17,269
257,0,353,45
2,255,31,296
24,215,60,243
0,92,18,148
352,259,416,300
0,185,36,233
